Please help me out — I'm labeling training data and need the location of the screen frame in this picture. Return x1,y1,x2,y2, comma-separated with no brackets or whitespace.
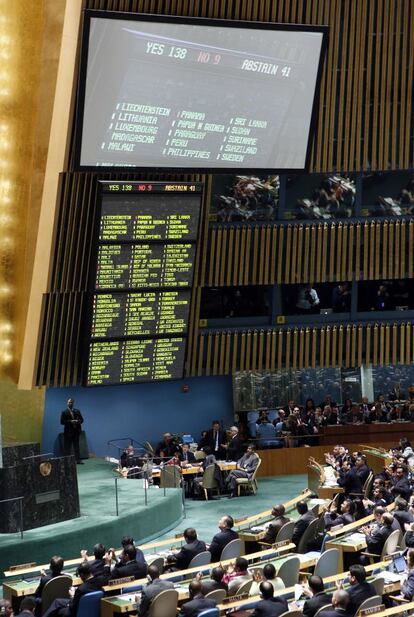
73,10,329,174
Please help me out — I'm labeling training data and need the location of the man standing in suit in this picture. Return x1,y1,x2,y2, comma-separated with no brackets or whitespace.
166,528,206,570
60,398,84,464
355,455,370,485
206,421,227,459
225,445,259,498
223,426,244,462
292,501,316,548
302,575,332,617
251,581,288,617
209,515,239,562
336,459,363,496
138,564,174,617
390,466,412,501
179,580,216,617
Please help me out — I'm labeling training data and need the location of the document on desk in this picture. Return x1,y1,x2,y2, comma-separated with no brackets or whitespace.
378,571,401,583
347,532,366,542
250,525,266,532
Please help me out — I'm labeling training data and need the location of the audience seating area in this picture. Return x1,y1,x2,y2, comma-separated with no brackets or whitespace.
3,441,414,617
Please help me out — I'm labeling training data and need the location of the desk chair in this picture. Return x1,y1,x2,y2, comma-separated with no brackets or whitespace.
220,539,242,561
198,464,220,501
160,465,181,488
234,579,253,596
314,548,340,578
188,550,211,568
296,518,320,554
41,574,72,615
355,595,382,614
147,555,164,573
148,588,178,617
276,555,300,587
76,591,104,617
236,459,261,496
314,604,333,617
258,521,295,550
279,611,302,617
205,589,226,603
371,576,385,596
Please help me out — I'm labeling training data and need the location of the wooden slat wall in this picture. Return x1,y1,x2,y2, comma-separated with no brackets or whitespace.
37,0,414,385
192,322,414,376
83,0,414,172
205,220,410,285
37,171,205,387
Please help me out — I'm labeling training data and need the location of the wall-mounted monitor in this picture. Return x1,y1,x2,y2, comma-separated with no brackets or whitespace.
75,11,328,172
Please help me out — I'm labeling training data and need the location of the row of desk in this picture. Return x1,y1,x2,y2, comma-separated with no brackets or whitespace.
2,445,407,616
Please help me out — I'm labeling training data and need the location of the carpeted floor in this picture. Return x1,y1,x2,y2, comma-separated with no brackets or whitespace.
0,459,307,581
168,473,308,541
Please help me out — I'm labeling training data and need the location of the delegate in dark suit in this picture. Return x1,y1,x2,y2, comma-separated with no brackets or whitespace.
206,425,228,459
337,465,363,495
251,597,289,617
394,508,414,532
355,463,370,485
226,433,244,462
138,578,175,617
179,595,216,617
390,476,412,501
60,398,84,463
35,573,60,599
209,524,239,562
291,511,316,547
171,539,207,570
365,524,392,555
347,581,376,614
303,592,332,617
107,545,147,580
180,449,197,465
263,515,291,544
201,578,227,595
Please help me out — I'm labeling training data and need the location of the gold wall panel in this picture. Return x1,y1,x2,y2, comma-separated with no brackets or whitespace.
192,322,414,375
205,220,410,285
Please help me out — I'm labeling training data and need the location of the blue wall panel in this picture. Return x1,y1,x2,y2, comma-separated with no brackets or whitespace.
43,376,234,457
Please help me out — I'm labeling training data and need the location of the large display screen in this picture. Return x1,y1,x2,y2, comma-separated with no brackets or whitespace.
91,290,191,338
85,181,203,386
76,12,327,171
100,192,200,241
87,337,187,385
95,242,196,289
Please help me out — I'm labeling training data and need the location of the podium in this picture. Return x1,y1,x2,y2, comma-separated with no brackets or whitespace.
0,443,80,533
